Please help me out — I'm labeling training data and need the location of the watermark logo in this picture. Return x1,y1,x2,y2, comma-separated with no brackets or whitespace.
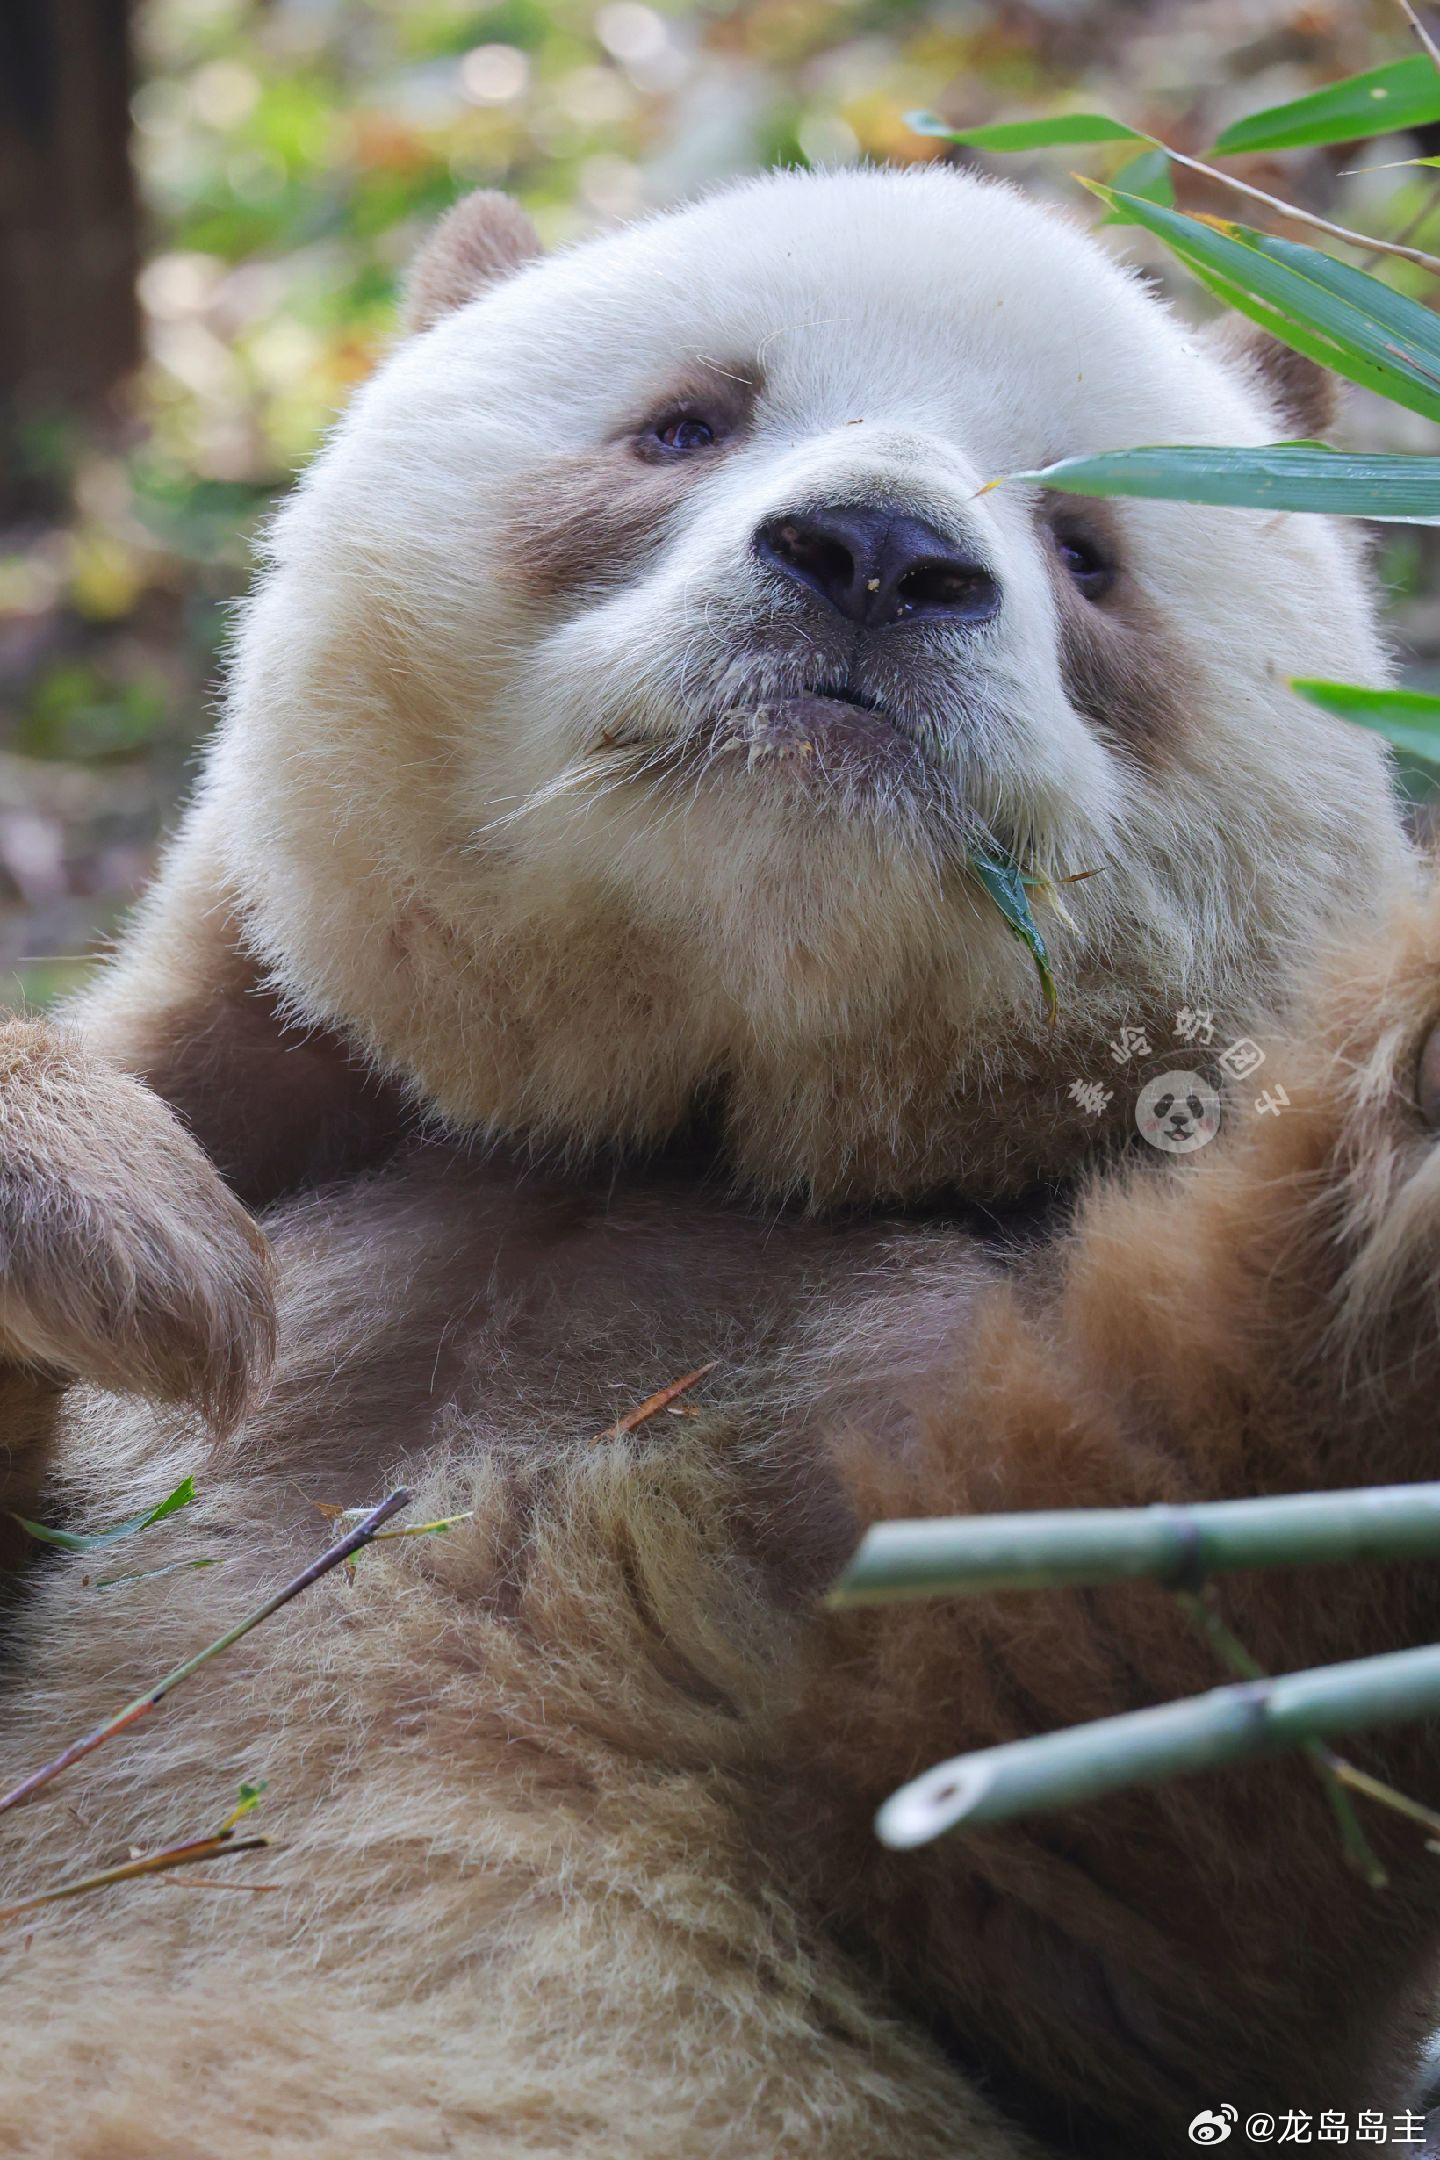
1068,1003,1294,1156
1186,2104,1424,2144
1136,1069,1223,1156
1189,2106,1237,2145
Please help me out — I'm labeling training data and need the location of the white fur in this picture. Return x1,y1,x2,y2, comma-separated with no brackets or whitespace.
104,165,1412,1200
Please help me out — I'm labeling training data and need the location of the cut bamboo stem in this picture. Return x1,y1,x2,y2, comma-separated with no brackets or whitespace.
876,1640,1440,1848
831,1483,1440,1606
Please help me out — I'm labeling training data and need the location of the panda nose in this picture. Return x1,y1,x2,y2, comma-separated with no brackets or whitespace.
754,506,1001,630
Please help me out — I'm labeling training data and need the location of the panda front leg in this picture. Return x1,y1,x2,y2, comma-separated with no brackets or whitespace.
0,1018,276,1556
784,876,1440,2155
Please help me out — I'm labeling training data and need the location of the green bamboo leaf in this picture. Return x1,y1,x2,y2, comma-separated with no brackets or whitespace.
1101,148,1175,222
998,444,1440,522
908,108,1147,153
970,849,1058,1019
1084,184,1440,426
13,1474,198,1555
1212,56,1440,157
1291,678,1440,765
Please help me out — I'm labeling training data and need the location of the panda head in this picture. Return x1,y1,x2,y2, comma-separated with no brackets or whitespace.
213,167,1411,1203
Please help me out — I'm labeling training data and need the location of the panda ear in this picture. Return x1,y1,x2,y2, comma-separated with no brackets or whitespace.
402,190,542,334
1206,317,1339,439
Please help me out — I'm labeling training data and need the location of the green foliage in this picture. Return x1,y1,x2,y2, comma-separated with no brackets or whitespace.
1291,679,1440,769
968,850,1057,1021
908,108,1144,151
1210,55,1440,156
1001,444,1440,522
1083,187,1440,426
13,1475,198,1555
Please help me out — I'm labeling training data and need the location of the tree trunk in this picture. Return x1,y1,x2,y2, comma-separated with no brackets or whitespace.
0,0,138,516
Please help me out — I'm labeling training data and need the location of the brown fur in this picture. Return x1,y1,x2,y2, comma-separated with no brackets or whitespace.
70,842,412,1208
1212,319,1340,439
0,175,1426,2154
0,1019,275,1434
1042,502,1197,767
1,886,1439,2154
502,362,762,600
402,190,541,333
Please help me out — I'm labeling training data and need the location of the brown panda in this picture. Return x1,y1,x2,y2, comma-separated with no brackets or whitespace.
0,169,1437,2160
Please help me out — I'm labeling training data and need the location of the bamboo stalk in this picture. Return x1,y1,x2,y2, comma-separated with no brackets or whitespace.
875,1640,1440,1848
831,1483,1440,1606
1177,1589,1387,1889
0,1488,410,1817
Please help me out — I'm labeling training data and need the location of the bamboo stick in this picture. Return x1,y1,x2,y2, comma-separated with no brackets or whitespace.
876,1640,1440,1848
832,1483,1440,1607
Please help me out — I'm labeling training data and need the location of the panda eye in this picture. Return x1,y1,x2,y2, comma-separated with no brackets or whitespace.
643,412,717,457
1053,525,1116,601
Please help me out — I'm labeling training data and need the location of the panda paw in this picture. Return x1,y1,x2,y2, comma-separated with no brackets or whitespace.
0,1019,276,1434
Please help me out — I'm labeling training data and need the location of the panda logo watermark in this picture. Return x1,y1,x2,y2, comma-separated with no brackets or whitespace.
1066,1007,1294,1154
1136,1070,1222,1155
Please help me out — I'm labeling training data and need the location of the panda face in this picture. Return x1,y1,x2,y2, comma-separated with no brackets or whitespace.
212,168,1412,1197
1135,1070,1223,1156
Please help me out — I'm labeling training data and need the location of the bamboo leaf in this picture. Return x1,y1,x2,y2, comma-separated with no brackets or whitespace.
1101,148,1175,222
1212,56,1440,157
1083,184,1440,425
969,850,1057,1020
1291,678,1440,765
13,1474,198,1555
908,108,1147,152
997,444,1440,522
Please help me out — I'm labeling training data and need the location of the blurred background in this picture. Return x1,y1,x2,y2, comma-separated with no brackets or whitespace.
2,0,1436,1005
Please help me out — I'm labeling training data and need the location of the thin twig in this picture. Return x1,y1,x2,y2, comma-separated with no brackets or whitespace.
1360,189,1440,272
0,1830,271,1925
1177,1590,1387,1889
1399,0,1440,75
1152,140,1440,276
159,1874,283,1893
594,1362,717,1444
1328,1755,1440,1839
0,1489,410,1818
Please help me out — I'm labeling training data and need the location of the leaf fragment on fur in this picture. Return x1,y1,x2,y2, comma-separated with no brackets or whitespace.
12,1474,198,1555
968,850,1058,1020
0,1830,272,1926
